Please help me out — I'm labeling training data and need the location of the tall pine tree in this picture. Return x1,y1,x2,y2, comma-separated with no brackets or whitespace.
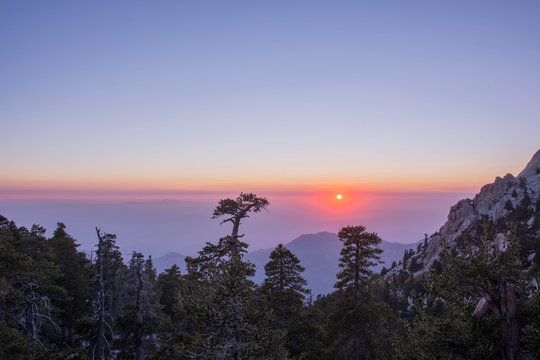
49,223,91,346
181,193,284,359
334,225,383,360
263,244,309,295
262,244,311,358
116,252,161,360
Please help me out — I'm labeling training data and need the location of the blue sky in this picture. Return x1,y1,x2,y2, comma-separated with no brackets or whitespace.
2,0,539,191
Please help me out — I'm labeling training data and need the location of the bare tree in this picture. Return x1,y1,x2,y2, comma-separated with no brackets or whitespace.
13,281,59,342
93,228,113,360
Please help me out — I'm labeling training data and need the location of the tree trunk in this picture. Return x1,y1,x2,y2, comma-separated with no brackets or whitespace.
473,279,519,360
230,217,241,262
352,244,362,360
25,299,37,341
95,228,106,360
500,282,519,360
353,336,361,360
135,261,145,360
135,308,145,360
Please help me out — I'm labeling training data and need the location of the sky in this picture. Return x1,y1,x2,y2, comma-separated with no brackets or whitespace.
1,1,539,257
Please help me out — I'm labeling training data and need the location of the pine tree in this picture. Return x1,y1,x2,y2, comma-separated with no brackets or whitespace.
1,217,51,357
92,228,129,360
0,217,63,355
99,232,126,322
157,264,183,321
211,192,269,261
93,228,113,360
180,193,284,359
334,225,383,360
155,264,184,358
116,252,161,360
262,244,311,358
335,226,382,295
49,222,91,346
263,244,309,295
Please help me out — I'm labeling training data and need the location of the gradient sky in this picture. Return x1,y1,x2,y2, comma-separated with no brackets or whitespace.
1,1,539,255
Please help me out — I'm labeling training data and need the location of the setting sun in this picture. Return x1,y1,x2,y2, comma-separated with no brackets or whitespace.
336,194,342,200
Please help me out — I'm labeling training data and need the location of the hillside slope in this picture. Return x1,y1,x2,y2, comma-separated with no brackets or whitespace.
387,149,540,279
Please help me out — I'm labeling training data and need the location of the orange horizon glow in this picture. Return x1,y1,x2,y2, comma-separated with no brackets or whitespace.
0,174,486,196
0,183,479,201
0,163,493,202
0,156,511,195
0,178,483,202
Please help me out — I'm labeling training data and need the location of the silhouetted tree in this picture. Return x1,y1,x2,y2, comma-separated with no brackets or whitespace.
181,193,284,359
158,264,183,321
262,244,311,358
335,225,383,360
49,223,91,346
116,252,161,360
211,193,269,261
93,228,116,360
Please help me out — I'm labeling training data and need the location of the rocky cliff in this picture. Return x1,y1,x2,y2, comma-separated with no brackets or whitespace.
389,149,540,277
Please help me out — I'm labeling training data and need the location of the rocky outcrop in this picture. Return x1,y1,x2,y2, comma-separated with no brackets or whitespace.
387,149,540,277
440,199,475,238
473,173,516,219
518,149,540,179
427,150,539,264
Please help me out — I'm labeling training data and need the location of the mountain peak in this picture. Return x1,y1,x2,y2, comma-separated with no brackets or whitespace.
518,149,540,179
287,231,338,246
396,149,540,276
153,252,186,273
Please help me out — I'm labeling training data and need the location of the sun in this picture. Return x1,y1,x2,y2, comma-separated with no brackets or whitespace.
336,194,343,200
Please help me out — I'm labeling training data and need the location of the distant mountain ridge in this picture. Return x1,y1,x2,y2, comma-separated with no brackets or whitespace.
153,252,186,274
153,231,417,295
247,232,417,295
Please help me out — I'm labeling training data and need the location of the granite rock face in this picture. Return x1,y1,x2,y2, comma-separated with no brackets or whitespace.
440,199,475,238
388,149,540,276
518,149,540,179
473,173,516,219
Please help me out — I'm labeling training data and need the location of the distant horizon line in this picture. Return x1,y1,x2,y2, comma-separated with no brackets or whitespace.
0,186,477,201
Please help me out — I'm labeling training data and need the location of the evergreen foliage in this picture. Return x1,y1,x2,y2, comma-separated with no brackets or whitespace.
261,244,314,358
335,225,383,293
116,252,162,359
49,222,91,346
394,218,540,359
157,264,183,321
262,244,308,295
179,194,285,359
334,225,384,360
